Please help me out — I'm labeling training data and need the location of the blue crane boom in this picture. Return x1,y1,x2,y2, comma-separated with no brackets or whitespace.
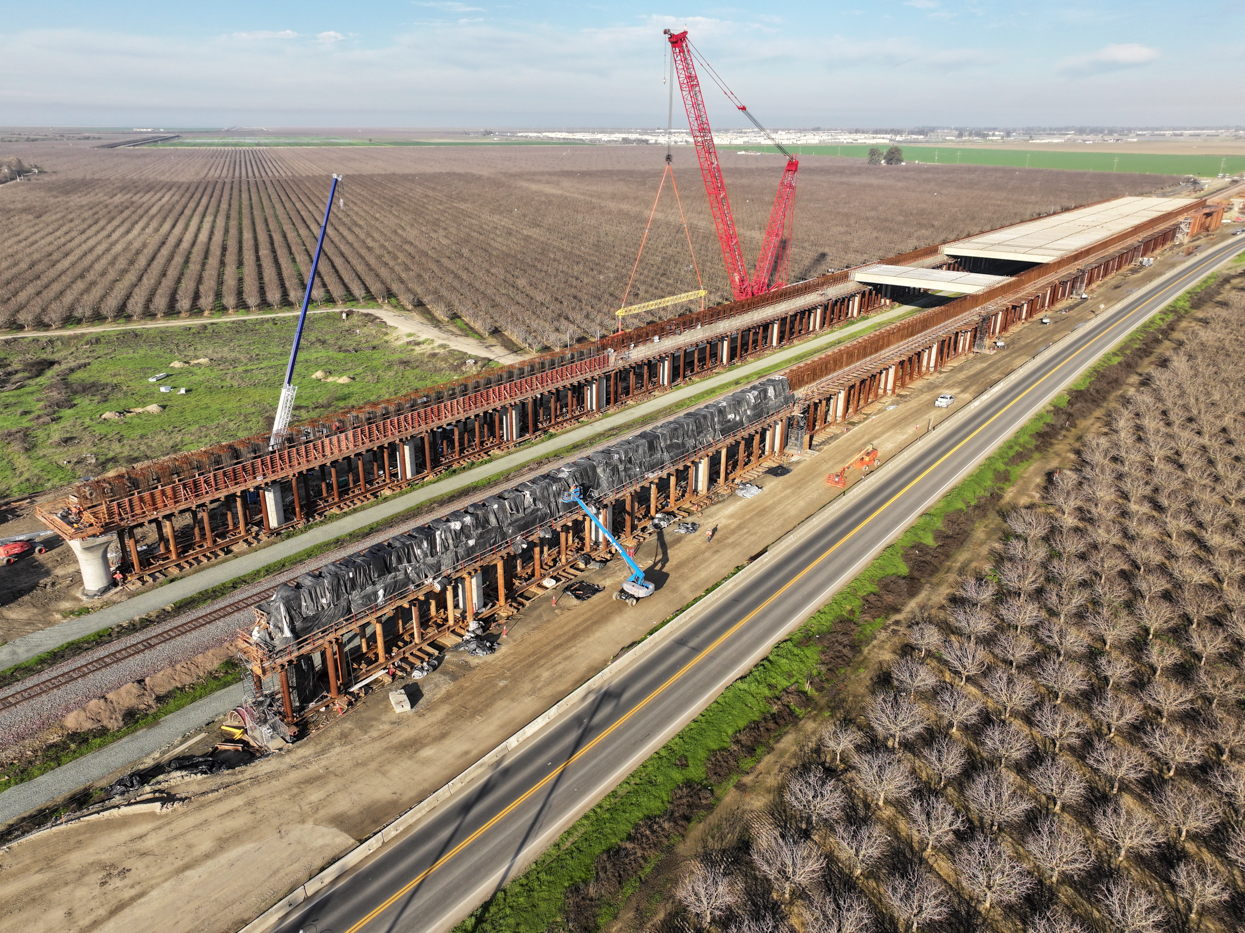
269,173,342,448
560,487,655,600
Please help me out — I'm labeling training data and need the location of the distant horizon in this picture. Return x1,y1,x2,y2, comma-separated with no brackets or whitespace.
2,2,1241,127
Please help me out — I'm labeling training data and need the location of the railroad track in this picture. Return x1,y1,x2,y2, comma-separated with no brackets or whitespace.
0,587,275,715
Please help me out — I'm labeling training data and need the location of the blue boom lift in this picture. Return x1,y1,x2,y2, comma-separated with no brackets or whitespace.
561,486,655,604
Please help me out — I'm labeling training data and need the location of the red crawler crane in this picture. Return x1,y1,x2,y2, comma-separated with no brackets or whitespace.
665,29,799,301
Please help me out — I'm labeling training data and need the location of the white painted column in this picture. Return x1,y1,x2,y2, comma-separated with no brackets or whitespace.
835,391,847,421
68,533,114,598
262,483,286,529
770,321,779,346
886,365,896,395
721,337,730,365
815,305,824,329
401,439,418,478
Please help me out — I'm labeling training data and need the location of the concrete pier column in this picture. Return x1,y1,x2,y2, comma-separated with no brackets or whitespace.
721,337,730,365
770,321,779,346
262,484,286,529
695,458,709,495
471,572,484,615
886,365,896,395
69,533,114,598
401,439,418,479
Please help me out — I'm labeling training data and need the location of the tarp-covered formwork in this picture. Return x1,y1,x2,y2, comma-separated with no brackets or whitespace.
252,377,793,647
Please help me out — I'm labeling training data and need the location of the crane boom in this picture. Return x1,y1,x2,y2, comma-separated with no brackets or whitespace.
561,487,655,600
665,29,752,300
664,29,799,300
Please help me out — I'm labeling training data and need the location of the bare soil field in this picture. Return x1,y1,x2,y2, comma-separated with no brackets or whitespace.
0,142,1173,348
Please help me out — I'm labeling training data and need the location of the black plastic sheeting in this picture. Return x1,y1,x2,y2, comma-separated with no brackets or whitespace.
254,377,792,647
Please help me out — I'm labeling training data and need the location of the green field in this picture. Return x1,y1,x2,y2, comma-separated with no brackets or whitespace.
727,144,1245,177
0,313,472,497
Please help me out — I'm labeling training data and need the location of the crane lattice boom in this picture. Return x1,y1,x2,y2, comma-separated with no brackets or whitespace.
664,29,798,300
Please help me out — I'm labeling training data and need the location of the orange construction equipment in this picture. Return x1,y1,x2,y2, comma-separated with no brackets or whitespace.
827,445,879,488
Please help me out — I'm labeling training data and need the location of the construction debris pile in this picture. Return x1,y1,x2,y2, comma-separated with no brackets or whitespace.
253,377,793,648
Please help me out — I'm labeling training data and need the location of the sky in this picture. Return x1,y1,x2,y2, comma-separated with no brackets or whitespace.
1,1,1242,129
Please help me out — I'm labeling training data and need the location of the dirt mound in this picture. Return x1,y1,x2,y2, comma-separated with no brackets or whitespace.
168,361,189,368
144,643,236,697
99,411,124,421
63,682,157,733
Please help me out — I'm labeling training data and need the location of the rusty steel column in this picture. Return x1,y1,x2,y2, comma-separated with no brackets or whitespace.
202,507,214,546
624,491,633,538
279,668,295,723
326,645,339,697
497,557,507,609
375,618,387,663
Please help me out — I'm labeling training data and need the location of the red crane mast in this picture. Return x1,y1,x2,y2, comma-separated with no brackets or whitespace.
665,29,799,300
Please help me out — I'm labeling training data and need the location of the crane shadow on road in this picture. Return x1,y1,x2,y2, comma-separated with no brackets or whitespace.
362,685,625,933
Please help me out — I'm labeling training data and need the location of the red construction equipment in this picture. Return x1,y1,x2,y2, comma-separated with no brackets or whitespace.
665,29,799,301
827,445,879,488
1,540,44,565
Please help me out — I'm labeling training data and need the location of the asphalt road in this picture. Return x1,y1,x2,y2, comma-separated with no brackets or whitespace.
271,239,1244,933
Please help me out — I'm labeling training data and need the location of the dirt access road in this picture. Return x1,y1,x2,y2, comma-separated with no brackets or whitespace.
0,235,1163,933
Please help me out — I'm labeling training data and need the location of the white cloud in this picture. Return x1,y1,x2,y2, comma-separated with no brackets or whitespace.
1059,43,1160,74
415,1,484,11
904,0,939,8
229,30,299,41
317,31,346,44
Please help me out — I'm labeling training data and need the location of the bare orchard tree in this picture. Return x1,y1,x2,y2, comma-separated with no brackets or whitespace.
983,667,1038,718
980,719,1035,767
883,868,952,933
785,768,846,831
1142,640,1183,681
852,751,917,809
992,630,1040,673
1142,723,1205,779
831,821,889,881
890,657,938,698
677,856,739,929
1149,784,1219,843
1203,714,1245,764
1034,656,1092,706
1196,665,1245,714
908,793,965,856
934,686,984,735
1098,877,1167,933
1095,653,1139,691
907,621,943,659
1039,620,1090,661
1142,678,1198,726
866,692,928,750
1029,906,1088,933
1092,692,1144,739
1210,763,1245,822
1026,815,1094,885
1028,755,1089,814
1087,739,1148,795
958,576,997,610
1171,859,1230,928
1032,701,1088,755
955,834,1035,913
1094,799,1164,865
1005,507,1051,541
751,825,825,904
1185,625,1230,668
804,890,874,933
942,637,989,685
1085,610,1139,653
820,723,864,770
1138,599,1179,643
922,736,968,790
998,596,1043,633
964,768,1033,834
997,556,1045,594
